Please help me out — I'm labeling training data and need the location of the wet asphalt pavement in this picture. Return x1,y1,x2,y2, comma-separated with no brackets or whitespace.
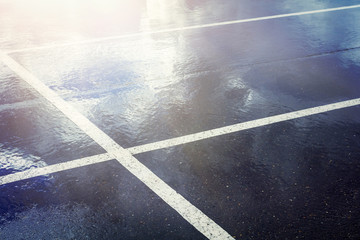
1,0,360,239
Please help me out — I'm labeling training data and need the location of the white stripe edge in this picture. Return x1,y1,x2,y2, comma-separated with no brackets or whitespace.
5,4,360,54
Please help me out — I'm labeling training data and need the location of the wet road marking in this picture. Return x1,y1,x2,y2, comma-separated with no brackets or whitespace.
128,98,360,154
0,51,234,240
6,4,360,54
0,153,113,185
0,99,43,112
2,97,360,186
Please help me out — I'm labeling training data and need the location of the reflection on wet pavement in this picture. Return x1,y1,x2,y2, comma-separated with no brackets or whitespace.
1,0,360,239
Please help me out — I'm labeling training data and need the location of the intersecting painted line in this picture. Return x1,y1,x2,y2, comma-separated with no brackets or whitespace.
0,51,234,239
0,153,113,185
2,97,360,187
0,98,43,112
6,4,360,54
127,98,360,154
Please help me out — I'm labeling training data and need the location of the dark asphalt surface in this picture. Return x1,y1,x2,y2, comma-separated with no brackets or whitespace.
1,0,360,239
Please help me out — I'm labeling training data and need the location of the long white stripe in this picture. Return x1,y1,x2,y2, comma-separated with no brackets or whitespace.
0,51,234,240
6,4,360,54
2,98,360,185
128,98,360,154
0,153,113,185
0,98,42,112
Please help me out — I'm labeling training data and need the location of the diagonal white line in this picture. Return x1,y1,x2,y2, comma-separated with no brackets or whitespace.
0,98,43,112
2,98,360,185
5,4,360,54
0,51,234,240
0,153,113,185
127,98,360,154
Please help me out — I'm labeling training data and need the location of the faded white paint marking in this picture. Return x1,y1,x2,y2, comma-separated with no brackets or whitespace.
6,4,360,54
0,51,234,240
0,98,42,112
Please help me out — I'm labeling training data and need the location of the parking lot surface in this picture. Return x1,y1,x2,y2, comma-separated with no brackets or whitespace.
1,0,360,239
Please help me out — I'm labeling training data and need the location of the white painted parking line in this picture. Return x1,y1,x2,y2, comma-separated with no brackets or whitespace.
0,153,113,186
6,4,360,54
0,51,234,240
128,98,360,154
0,99,43,112
2,97,360,185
